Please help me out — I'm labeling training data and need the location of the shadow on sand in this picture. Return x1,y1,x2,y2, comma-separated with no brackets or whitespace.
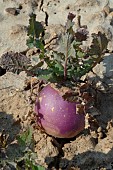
0,111,22,163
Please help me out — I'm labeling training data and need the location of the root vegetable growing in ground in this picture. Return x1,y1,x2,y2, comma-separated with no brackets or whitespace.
0,12,108,139
28,13,108,138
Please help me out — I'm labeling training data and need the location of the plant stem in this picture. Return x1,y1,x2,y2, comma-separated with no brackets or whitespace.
64,34,70,80
64,52,68,80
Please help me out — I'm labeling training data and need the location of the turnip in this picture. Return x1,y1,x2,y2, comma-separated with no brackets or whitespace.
26,13,108,138
35,84,85,138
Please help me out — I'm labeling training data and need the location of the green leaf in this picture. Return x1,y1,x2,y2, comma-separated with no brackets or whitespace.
25,158,45,170
27,13,44,38
26,38,44,50
35,61,44,67
26,36,35,48
54,62,64,71
32,165,45,170
51,51,65,64
77,50,85,58
38,72,53,81
17,127,33,147
26,13,45,51
65,19,74,33
29,62,44,75
34,39,44,51
56,33,74,56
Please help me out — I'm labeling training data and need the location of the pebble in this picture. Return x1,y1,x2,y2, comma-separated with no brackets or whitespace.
108,11,113,18
31,95,37,102
5,7,20,15
103,5,110,16
90,131,98,139
106,121,113,130
98,132,104,139
97,126,102,133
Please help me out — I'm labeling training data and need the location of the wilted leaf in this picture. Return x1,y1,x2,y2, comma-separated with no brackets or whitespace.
88,32,108,56
62,91,79,102
67,12,76,21
75,27,89,41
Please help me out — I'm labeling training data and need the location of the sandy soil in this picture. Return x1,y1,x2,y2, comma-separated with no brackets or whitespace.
0,0,113,170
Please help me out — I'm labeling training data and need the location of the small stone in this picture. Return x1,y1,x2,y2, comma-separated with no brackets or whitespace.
106,121,113,130
106,124,110,130
108,12,113,18
26,47,39,57
103,5,110,16
31,95,36,102
90,131,98,139
97,127,102,133
98,132,103,139
32,88,37,94
5,7,19,15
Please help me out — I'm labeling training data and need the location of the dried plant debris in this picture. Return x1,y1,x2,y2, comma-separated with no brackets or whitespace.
0,130,9,150
0,51,31,74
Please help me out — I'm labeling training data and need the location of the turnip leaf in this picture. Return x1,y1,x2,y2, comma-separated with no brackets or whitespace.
27,13,44,39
